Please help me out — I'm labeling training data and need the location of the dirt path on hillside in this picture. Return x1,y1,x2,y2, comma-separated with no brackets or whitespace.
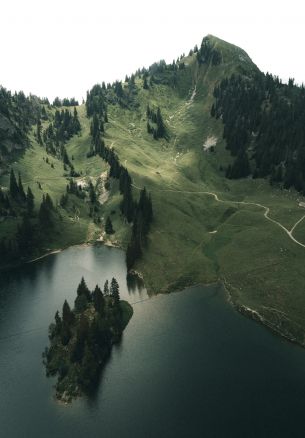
132,184,305,249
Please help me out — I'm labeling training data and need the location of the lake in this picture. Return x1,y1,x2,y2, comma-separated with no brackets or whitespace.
1,244,305,437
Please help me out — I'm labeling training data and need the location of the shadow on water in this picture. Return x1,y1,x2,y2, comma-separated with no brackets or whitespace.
0,252,57,292
126,272,145,295
6,245,305,437
0,254,58,335
85,349,116,406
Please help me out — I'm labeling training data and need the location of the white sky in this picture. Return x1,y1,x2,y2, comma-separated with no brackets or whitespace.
1,0,304,102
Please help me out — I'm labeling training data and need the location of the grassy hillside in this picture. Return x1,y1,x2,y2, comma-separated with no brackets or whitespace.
2,35,305,344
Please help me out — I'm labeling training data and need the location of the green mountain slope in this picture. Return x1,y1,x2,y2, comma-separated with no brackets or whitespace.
2,35,305,345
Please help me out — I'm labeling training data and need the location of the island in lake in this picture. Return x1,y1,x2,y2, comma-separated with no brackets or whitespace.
43,276,133,403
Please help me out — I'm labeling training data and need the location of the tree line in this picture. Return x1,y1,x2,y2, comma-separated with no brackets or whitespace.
146,104,169,140
0,87,44,160
86,86,153,270
40,107,81,176
0,169,57,263
212,72,305,192
52,97,79,107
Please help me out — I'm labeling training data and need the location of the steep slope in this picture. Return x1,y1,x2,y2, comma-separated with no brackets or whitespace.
95,36,305,345
2,35,305,345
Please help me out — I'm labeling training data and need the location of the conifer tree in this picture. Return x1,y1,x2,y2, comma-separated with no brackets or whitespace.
110,278,120,305
39,194,54,228
105,216,114,234
92,285,104,313
62,300,75,325
9,169,19,199
74,294,88,313
61,322,72,346
103,280,109,296
54,310,62,336
18,172,26,201
37,119,43,145
26,187,34,216
143,77,149,89
77,277,91,301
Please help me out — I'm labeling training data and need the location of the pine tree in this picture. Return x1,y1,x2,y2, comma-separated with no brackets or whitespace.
37,119,43,145
89,182,96,203
62,300,75,325
18,173,26,201
54,310,62,336
156,107,166,139
143,77,149,90
105,216,114,234
26,187,35,216
73,107,81,133
110,277,120,305
39,194,53,228
45,193,54,210
9,169,19,199
74,294,88,313
77,277,91,300
103,280,109,296
92,285,104,313
61,322,71,346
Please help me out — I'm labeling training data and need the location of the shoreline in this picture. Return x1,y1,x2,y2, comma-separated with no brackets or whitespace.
222,277,304,348
0,239,122,273
1,239,304,349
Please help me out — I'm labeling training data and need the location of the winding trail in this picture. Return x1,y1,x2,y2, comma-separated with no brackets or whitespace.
132,184,305,249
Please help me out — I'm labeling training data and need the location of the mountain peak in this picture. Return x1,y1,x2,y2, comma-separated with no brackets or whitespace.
200,34,257,71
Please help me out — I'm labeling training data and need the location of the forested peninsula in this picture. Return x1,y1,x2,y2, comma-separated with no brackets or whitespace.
43,277,133,403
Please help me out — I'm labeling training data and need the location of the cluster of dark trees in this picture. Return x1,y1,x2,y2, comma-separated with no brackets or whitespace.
66,179,85,198
86,76,138,115
114,75,139,109
38,193,55,229
145,58,186,87
86,84,108,118
85,84,109,158
43,276,127,400
0,169,57,262
212,72,305,191
142,72,149,90
52,97,79,107
197,37,222,66
146,104,169,140
0,170,36,258
0,187,13,217
126,187,153,270
41,108,81,177
43,108,81,153
88,129,146,237
0,87,44,158
87,113,107,158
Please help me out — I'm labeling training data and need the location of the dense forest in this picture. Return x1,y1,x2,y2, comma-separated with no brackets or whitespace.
42,107,81,174
0,168,58,262
0,87,46,161
43,277,133,402
212,72,305,192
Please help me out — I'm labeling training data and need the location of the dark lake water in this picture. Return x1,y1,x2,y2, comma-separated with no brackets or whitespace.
1,245,305,437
